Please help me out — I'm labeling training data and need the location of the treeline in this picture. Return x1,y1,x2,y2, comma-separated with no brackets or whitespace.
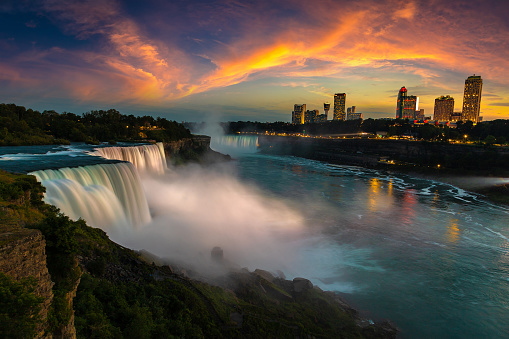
0,103,191,146
224,119,509,143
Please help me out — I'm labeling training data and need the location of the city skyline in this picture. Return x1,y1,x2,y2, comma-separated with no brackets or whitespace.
1,0,509,122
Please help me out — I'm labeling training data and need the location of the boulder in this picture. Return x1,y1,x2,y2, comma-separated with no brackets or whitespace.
254,269,274,283
293,277,313,293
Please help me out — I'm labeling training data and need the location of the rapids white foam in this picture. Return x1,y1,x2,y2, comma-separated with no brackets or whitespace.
92,143,167,174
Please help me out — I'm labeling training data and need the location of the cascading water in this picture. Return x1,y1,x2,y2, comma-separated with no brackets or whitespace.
92,143,167,174
210,135,259,156
30,162,151,230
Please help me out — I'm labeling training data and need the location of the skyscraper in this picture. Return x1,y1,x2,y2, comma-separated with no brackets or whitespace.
396,87,418,119
403,96,417,119
396,87,407,119
434,95,454,121
323,103,330,120
292,104,306,124
333,93,346,121
304,110,319,124
462,75,482,123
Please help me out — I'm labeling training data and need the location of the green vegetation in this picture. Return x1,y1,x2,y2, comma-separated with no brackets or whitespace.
0,273,44,339
0,103,191,146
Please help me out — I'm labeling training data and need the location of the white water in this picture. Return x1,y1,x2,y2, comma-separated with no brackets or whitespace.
209,135,259,156
92,143,167,174
30,162,151,229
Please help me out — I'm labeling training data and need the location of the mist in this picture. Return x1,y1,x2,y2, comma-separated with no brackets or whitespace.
110,161,312,277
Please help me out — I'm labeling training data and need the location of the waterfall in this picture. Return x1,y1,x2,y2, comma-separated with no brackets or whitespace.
30,162,151,230
210,135,259,155
92,143,167,174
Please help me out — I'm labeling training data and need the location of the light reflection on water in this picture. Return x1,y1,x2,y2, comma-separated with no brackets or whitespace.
236,153,509,339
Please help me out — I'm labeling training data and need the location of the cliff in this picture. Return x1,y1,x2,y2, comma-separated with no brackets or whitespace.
0,227,53,338
163,135,231,165
258,136,509,173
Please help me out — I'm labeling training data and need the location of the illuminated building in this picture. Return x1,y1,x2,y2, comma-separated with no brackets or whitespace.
348,112,363,120
434,96,454,121
415,109,425,120
315,114,327,123
403,95,417,119
333,93,346,120
304,109,319,124
292,104,306,124
450,112,463,121
396,87,407,119
323,103,330,120
462,75,482,122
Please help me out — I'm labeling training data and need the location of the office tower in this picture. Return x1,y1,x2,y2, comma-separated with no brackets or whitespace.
403,96,417,119
434,95,454,121
333,93,346,120
292,104,306,124
396,87,407,119
462,75,482,122
323,103,330,120
304,109,319,124
347,107,351,118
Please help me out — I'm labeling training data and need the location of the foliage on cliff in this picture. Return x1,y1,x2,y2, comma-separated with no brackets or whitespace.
0,273,43,338
0,103,191,146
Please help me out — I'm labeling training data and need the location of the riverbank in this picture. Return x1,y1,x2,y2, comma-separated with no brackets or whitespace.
257,135,509,206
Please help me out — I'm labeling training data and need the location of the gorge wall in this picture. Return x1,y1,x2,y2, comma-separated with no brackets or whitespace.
0,228,54,338
258,135,509,174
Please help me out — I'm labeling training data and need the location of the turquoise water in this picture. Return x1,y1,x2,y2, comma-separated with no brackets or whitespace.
3,138,509,338
212,137,509,339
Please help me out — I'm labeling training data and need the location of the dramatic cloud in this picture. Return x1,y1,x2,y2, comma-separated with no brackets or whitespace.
0,0,508,119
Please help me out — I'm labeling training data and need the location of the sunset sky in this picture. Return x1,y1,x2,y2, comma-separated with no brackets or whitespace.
1,0,509,122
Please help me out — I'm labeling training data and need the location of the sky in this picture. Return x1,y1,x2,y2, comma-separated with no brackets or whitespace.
1,0,509,122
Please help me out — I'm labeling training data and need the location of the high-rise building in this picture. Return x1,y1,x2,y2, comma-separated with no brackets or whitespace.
462,75,482,122
323,103,330,120
292,104,306,124
396,87,419,119
396,87,407,119
403,96,417,119
333,93,346,121
347,106,361,120
304,110,319,124
434,95,454,121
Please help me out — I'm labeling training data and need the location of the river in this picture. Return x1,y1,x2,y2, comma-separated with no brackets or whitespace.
211,135,509,339
1,137,508,338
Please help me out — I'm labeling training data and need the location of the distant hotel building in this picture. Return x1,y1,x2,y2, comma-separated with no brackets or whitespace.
347,106,362,120
304,109,319,124
323,103,330,120
333,93,346,120
462,75,482,123
396,86,418,119
434,95,454,121
292,104,306,124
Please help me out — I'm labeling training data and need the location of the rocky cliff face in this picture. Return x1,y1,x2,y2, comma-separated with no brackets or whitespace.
0,228,54,338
